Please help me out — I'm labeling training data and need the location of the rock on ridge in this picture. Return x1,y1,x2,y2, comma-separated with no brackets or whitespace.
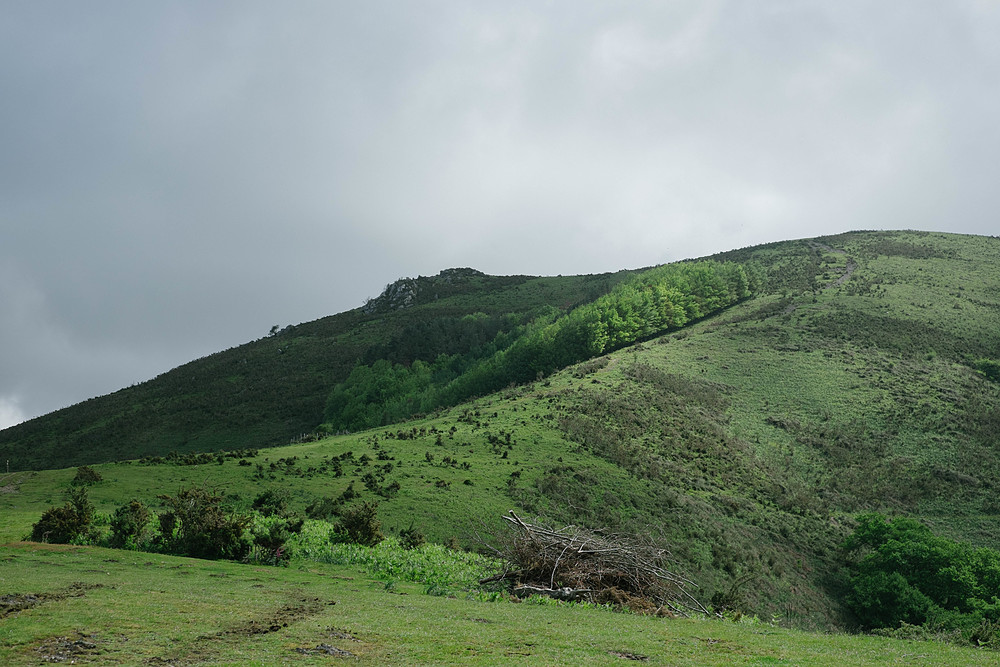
362,268,486,314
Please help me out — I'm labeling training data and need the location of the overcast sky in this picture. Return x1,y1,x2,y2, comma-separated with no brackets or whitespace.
2,1,998,428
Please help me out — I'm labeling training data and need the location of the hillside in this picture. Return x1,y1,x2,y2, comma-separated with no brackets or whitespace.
3,229,1000,632
0,268,637,469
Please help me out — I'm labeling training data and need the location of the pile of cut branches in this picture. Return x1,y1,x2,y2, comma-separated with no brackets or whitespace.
479,511,707,616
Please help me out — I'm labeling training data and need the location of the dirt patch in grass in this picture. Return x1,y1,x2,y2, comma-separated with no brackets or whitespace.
325,627,360,641
294,627,361,657
694,637,744,653
34,631,103,663
210,596,334,638
609,650,649,661
1,582,103,619
150,595,339,665
295,643,355,657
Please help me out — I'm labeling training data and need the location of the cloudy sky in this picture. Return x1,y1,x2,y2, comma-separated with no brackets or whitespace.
2,1,998,428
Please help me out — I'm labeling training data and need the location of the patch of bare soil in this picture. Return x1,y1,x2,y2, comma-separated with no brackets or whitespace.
808,241,857,289
210,596,334,638
295,643,354,657
150,595,338,666
1,582,102,619
34,632,102,663
0,472,25,494
325,628,360,641
609,650,649,661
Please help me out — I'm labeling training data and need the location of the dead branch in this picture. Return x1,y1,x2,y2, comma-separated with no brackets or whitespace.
481,511,708,616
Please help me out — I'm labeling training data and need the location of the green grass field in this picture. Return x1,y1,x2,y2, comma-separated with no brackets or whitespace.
2,541,996,666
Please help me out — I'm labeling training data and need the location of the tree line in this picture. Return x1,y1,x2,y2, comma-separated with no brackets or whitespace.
323,260,755,432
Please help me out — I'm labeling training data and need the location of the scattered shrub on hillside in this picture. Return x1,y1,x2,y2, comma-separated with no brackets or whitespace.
843,513,1000,645
248,515,304,566
30,487,95,544
334,500,384,547
109,499,152,549
974,358,1000,384
251,488,291,517
71,465,102,485
305,483,358,520
400,523,426,550
156,486,250,560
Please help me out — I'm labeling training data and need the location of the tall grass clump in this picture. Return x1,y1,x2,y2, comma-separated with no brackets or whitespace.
288,520,500,596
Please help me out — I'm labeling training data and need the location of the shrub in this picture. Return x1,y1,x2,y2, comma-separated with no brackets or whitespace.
305,496,340,520
248,515,304,566
157,486,250,560
335,501,384,547
71,465,102,485
400,523,426,550
109,499,152,549
842,513,1000,641
305,483,358,520
31,487,95,544
973,358,1000,384
251,488,290,517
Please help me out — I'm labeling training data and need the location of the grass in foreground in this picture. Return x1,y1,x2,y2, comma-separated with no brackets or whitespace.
1,542,996,666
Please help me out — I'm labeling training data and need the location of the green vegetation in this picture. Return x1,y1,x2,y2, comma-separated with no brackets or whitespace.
28,487,95,545
323,260,752,431
3,229,1000,661
1,541,997,666
843,513,1000,645
0,269,638,469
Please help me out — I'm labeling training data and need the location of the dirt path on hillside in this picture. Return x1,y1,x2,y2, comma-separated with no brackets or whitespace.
809,241,856,288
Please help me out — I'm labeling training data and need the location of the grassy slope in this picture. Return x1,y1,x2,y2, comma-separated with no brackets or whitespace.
1,542,994,666
0,270,635,470
1,230,999,649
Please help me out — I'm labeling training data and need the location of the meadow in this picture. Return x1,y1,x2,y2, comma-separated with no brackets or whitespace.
2,541,996,666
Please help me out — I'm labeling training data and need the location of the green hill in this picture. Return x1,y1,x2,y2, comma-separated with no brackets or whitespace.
2,229,1000,636
0,267,638,469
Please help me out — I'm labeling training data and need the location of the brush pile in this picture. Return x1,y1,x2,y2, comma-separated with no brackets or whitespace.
480,511,707,616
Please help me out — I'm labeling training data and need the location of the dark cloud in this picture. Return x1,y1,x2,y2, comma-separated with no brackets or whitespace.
2,1,999,426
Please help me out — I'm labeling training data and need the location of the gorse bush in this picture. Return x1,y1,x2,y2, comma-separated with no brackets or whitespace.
334,500,384,547
248,513,304,566
71,465,102,485
156,486,250,560
109,499,152,549
251,488,291,517
30,487,95,544
305,483,359,520
400,523,426,550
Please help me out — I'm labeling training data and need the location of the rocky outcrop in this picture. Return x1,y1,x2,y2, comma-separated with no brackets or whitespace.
362,268,486,314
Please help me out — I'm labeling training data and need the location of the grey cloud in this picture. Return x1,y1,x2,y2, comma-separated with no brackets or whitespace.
2,1,999,425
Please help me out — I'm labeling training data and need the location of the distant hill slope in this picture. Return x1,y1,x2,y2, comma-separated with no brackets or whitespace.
0,268,637,469
4,230,999,476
